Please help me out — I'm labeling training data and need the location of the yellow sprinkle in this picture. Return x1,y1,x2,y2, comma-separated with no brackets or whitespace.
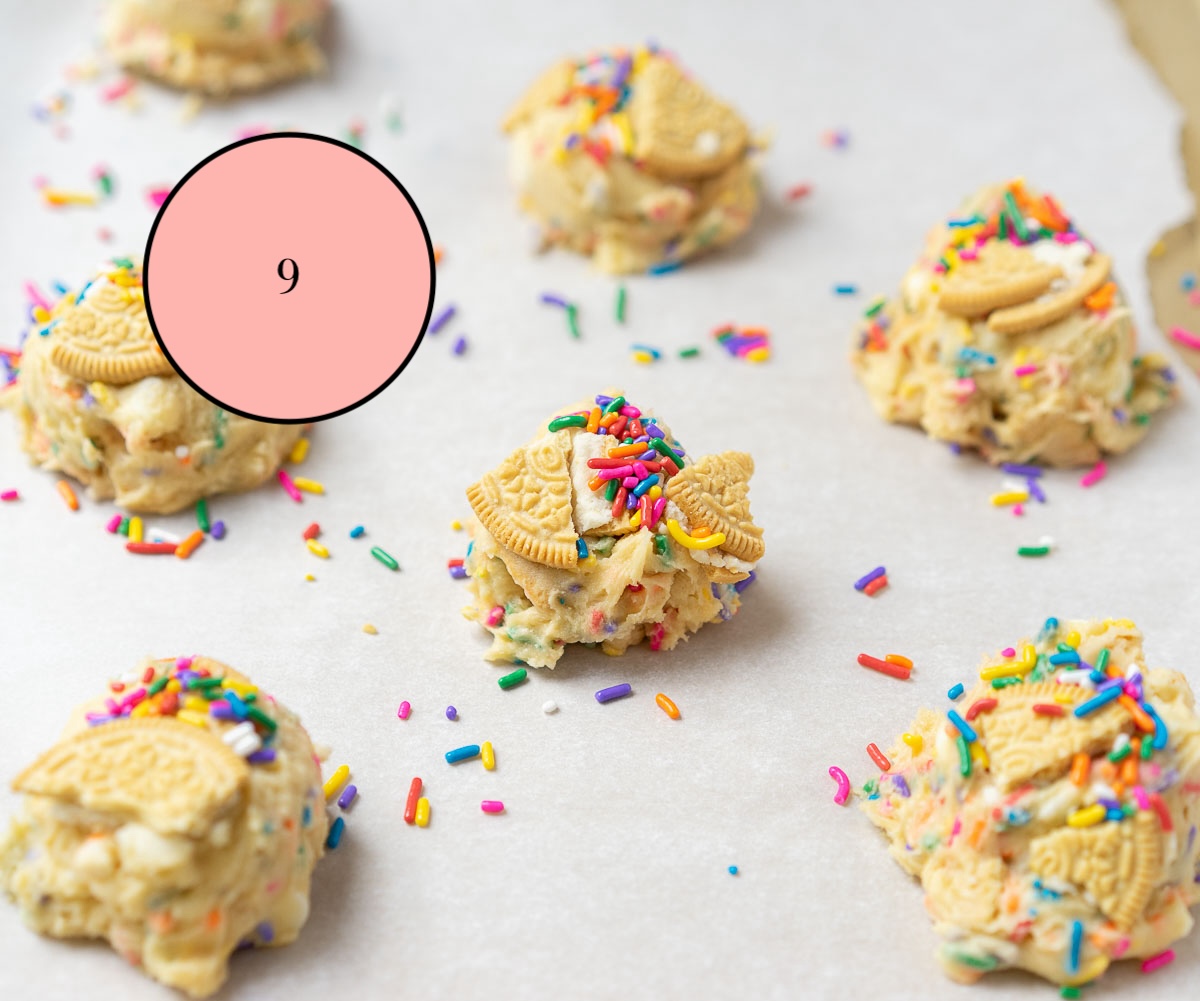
611,111,634,154
744,347,770,363
305,574,316,582
648,485,662,501
306,539,330,559
362,623,378,635
969,742,989,769
176,709,208,727
629,509,642,528
89,382,115,408
223,680,258,697
43,188,98,206
451,520,462,531
166,679,182,693
293,477,324,494
323,765,350,801
32,305,51,323
980,660,1034,681
130,701,151,718
1065,630,1081,649
128,516,143,543
631,350,655,365
183,695,208,713
1054,689,1077,704
481,741,495,771
551,146,568,165
1020,644,1037,669
633,46,649,73
990,491,1029,507
1067,804,1106,828
666,519,726,550
415,796,430,827
289,438,309,464
901,733,923,755
1150,239,1166,258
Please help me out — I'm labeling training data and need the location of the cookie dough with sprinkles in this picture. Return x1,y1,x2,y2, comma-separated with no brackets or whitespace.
0,655,330,999
852,180,1177,466
859,618,1200,989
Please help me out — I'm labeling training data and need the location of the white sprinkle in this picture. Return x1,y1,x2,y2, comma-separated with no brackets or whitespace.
174,445,190,459
694,130,720,157
1038,535,1055,548
542,700,558,714
147,527,180,544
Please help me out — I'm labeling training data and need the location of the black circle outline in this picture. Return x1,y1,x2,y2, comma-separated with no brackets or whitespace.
143,131,436,425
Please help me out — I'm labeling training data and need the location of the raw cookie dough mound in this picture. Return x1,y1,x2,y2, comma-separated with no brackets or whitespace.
851,180,1177,466
104,0,328,96
861,618,1200,989
462,392,765,668
502,45,762,275
0,258,304,514
0,655,329,998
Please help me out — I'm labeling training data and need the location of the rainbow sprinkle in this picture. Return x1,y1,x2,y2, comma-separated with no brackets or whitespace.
713,324,770,363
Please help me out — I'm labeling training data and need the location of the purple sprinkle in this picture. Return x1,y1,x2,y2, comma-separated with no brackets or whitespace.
210,519,226,540
1162,367,1176,383
1025,478,1046,504
247,748,276,765
596,427,608,435
594,394,614,406
948,442,962,455
595,683,632,704
638,450,656,461
563,133,580,150
449,565,468,579
429,305,456,334
624,491,638,510
1001,462,1043,478
540,293,571,309
1098,797,1121,811
337,784,358,810
645,425,665,441
452,335,467,356
446,705,457,721
734,570,757,594
892,775,911,798
853,566,886,591
256,922,275,943
209,702,235,720
611,53,633,89
633,435,650,443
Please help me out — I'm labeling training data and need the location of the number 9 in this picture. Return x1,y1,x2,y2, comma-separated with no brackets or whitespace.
278,258,299,294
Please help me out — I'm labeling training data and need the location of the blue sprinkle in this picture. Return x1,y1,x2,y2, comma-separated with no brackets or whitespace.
350,525,365,538
1049,651,1080,666
647,260,683,276
444,744,480,763
727,865,738,876
834,284,858,295
576,538,588,559
1182,273,1196,291
1074,685,1122,717
1067,920,1083,973
947,710,977,743
325,816,345,849
947,683,964,701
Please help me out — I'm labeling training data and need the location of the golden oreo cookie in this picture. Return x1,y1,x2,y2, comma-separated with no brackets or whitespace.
989,252,1113,335
937,241,1063,317
665,451,765,562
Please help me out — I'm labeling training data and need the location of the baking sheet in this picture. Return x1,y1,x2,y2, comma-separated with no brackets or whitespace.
1,1,1198,999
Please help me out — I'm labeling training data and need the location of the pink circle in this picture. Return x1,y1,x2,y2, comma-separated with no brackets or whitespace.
145,134,433,422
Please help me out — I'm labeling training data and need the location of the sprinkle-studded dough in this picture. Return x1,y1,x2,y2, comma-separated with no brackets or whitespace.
852,181,1176,467
861,618,1200,988
502,46,762,275
0,261,304,514
0,656,329,998
462,393,764,668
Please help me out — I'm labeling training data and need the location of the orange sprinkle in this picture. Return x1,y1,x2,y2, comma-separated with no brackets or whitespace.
587,474,604,492
204,909,222,930
1069,752,1090,786
56,479,79,511
586,406,601,433
1085,281,1116,311
967,819,986,848
599,413,619,429
1098,760,1118,783
1119,695,1156,733
148,911,175,934
175,530,205,559
607,441,645,457
654,693,680,720
885,654,913,670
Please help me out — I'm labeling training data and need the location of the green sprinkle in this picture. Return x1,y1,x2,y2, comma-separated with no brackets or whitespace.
370,546,400,571
202,686,222,701
992,676,1022,689
1108,742,1132,763
97,173,112,196
649,437,684,466
111,257,134,270
147,676,169,696
615,285,626,324
957,734,971,777
498,667,528,690
1061,987,1081,1000
1057,642,1073,653
862,779,878,796
196,497,210,534
602,395,626,415
864,297,886,318
678,346,701,358
949,951,997,971
604,478,619,502
998,213,1009,240
118,517,130,537
1018,545,1050,557
1141,737,1154,760
566,303,580,338
247,706,277,732
653,534,668,556
1003,191,1030,241
548,415,588,432
1095,648,1110,672
1134,413,1150,425
189,676,223,690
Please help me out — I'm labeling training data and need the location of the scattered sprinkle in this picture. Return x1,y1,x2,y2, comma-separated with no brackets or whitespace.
445,744,480,764
56,480,79,511
481,741,496,770
1080,461,1107,488
713,323,770,362
498,667,528,690
480,800,505,814
278,469,302,502
1141,949,1175,974
655,693,681,719
542,700,558,714
323,765,350,801
785,182,812,201
289,438,309,464
858,653,911,680
325,816,345,849
211,520,226,540
828,765,851,805
866,743,891,772
429,305,456,334
615,285,627,323
336,785,358,810
397,701,411,720
1170,326,1200,351
947,683,964,701
362,624,377,635
595,683,632,704
403,777,422,824
350,525,365,538
853,566,886,591
445,706,458,722
371,546,399,571
302,522,321,541
306,538,330,559
453,335,468,355
834,284,858,296
727,865,739,875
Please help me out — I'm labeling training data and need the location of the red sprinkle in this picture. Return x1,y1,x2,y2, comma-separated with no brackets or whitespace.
965,698,998,721
785,183,813,201
142,666,155,684
403,776,422,826
863,574,888,596
302,522,320,541
1032,703,1065,717
857,653,910,680
126,541,177,555
866,742,892,772
447,558,464,568
1149,792,1174,831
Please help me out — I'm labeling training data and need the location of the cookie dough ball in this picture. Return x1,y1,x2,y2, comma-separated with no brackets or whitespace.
861,618,1200,989
1,259,304,514
502,46,761,275
0,656,329,998
462,392,765,668
852,180,1176,466
104,0,328,95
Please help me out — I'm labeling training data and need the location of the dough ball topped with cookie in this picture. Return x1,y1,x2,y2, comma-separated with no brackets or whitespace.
462,392,764,668
0,656,328,998
861,618,1200,989
852,180,1177,466
502,45,762,275
104,0,328,96
1,258,304,514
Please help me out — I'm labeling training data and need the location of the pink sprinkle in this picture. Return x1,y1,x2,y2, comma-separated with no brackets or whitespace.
397,701,411,720
1169,326,1200,351
105,513,122,533
618,405,641,418
22,281,51,312
957,248,978,262
1,489,19,502
176,656,194,670
1132,785,1151,810
486,605,505,627
1189,290,1200,307
278,469,302,502
99,77,135,102
1001,647,1016,658
650,496,667,528
952,377,976,399
480,800,505,814
1012,504,1024,517
1141,950,1175,974
1080,460,1107,488
97,227,113,242
1013,364,1039,377
1054,231,1080,244
932,262,947,274
146,187,170,209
